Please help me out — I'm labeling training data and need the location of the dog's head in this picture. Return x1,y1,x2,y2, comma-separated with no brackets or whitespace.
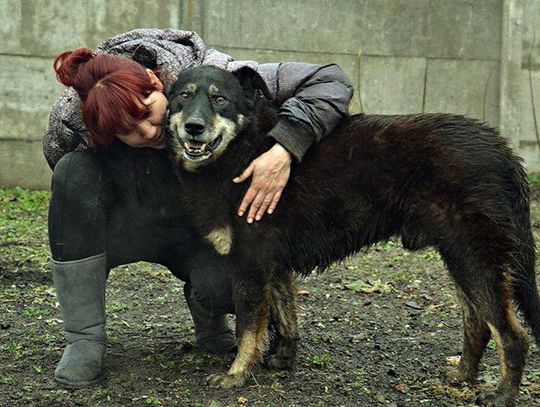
167,65,271,172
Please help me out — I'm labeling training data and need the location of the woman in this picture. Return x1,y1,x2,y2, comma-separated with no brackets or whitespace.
44,28,353,387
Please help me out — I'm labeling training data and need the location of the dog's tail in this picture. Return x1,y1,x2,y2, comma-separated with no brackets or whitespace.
508,163,540,346
511,231,540,346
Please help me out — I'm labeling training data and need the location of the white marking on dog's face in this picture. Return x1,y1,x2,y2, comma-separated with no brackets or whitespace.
205,226,233,256
168,110,239,172
169,111,184,137
237,113,245,129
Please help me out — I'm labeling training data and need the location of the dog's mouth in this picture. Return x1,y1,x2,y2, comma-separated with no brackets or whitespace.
182,135,223,161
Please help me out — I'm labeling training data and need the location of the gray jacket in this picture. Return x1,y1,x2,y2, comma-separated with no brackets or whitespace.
43,28,353,169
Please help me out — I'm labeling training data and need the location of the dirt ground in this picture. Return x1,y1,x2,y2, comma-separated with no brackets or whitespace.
1,186,540,407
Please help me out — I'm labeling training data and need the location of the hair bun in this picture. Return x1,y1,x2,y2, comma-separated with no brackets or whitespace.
53,48,93,88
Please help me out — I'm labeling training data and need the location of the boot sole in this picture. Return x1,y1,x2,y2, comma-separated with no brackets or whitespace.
54,374,103,388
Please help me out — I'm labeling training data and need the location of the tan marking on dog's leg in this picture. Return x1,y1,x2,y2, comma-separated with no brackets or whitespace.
271,279,299,335
446,285,490,385
268,277,299,370
486,305,528,380
205,226,233,255
207,284,271,389
487,322,507,379
479,276,528,406
228,284,271,376
228,330,259,375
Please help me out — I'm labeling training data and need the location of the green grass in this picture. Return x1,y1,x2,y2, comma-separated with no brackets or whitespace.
307,353,333,368
0,186,50,271
528,172,540,189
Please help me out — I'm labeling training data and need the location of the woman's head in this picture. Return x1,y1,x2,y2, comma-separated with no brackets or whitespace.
54,48,167,149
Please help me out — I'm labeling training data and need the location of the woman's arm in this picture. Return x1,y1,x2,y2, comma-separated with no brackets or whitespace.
259,62,354,161
43,88,89,170
232,61,354,222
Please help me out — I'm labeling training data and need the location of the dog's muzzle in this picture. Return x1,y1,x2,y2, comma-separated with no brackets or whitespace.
182,135,223,161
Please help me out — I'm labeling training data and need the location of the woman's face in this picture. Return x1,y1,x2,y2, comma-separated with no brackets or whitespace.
116,90,168,149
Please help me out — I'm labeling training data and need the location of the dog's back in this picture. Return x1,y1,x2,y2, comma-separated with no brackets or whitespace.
263,114,530,274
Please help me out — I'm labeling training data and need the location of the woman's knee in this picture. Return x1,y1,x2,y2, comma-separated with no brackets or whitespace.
51,151,103,200
49,151,107,260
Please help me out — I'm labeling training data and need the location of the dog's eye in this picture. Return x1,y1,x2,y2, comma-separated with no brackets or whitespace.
178,92,190,101
214,96,227,105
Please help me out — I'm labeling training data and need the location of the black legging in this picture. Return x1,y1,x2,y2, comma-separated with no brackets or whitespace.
48,141,234,314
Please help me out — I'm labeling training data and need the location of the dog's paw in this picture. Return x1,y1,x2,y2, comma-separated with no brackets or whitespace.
476,389,516,407
445,367,475,386
206,372,246,389
266,354,294,370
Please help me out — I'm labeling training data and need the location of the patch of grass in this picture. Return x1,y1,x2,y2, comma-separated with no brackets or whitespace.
422,249,442,262
1,285,20,301
528,173,540,190
345,278,392,294
108,302,131,313
0,375,14,385
0,342,26,359
425,379,474,400
380,240,398,250
0,187,50,212
307,353,333,368
0,187,50,270
23,307,43,318
143,395,163,406
354,371,372,395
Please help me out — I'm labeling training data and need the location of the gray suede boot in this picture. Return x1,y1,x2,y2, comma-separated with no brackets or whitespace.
184,284,236,354
52,253,107,387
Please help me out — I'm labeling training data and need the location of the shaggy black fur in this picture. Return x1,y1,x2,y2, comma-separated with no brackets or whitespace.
167,66,540,406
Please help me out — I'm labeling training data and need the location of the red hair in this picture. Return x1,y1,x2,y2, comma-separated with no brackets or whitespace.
54,48,158,146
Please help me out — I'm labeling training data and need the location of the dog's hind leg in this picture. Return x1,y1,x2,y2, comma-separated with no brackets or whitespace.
446,284,491,385
266,276,299,370
451,268,528,407
481,302,528,407
207,277,271,389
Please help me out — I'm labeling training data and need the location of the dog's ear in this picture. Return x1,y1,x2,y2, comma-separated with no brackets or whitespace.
233,67,272,105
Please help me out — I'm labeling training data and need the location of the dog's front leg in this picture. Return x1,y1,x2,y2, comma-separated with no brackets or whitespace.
207,275,271,389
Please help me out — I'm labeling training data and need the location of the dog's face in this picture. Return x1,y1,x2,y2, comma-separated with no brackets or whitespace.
167,66,270,172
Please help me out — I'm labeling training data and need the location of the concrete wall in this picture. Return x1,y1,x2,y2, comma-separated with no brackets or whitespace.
1,0,539,189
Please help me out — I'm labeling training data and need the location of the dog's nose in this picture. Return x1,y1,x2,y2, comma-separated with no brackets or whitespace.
184,118,206,136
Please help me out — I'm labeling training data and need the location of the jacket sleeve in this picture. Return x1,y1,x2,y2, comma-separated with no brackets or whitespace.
256,62,353,161
43,88,90,170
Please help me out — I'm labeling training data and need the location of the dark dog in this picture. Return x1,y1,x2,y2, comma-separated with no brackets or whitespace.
166,65,540,406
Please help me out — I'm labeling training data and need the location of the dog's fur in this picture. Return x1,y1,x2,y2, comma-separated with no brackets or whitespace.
166,65,540,406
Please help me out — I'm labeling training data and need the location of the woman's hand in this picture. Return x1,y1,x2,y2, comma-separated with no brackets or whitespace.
233,143,292,223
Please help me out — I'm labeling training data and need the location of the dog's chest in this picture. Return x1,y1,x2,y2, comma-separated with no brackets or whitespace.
204,225,233,255
182,173,238,257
